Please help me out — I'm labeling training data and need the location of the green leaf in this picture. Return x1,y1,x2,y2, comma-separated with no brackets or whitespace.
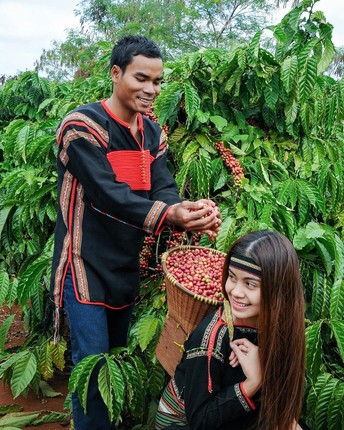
51,337,67,371
0,411,40,427
0,351,29,377
315,240,332,276
195,134,216,154
248,31,262,63
327,382,344,430
305,321,323,382
38,342,54,381
137,316,159,352
215,216,236,253
11,352,37,398
209,116,228,132
281,56,298,93
330,280,344,321
306,222,325,239
293,228,312,250
98,364,114,421
184,81,200,126
0,314,15,353
299,56,317,104
68,354,102,397
0,205,13,237
314,374,339,430
329,320,344,363
106,356,125,400
0,271,10,306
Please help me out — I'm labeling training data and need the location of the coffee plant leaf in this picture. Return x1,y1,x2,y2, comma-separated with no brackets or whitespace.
281,55,298,93
68,354,101,398
184,81,200,126
313,374,339,430
37,341,54,381
0,351,29,378
0,270,10,306
215,216,236,253
0,205,13,238
314,240,332,276
305,322,323,383
137,316,160,352
117,360,136,410
148,363,166,398
11,351,37,398
0,314,15,353
326,382,344,430
328,321,344,363
0,412,40,427
126,357,146,417
311,270,329,321
50,337,67,371
330,280,344,321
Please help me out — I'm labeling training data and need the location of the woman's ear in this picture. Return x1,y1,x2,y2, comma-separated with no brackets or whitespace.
110,65,121,83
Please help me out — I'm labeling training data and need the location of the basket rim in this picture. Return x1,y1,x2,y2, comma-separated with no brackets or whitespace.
161,245,225,306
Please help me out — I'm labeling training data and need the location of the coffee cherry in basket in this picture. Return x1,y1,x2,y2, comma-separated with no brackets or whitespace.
165,248,225,302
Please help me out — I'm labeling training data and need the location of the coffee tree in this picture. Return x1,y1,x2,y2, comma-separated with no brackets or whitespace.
0,0,343,428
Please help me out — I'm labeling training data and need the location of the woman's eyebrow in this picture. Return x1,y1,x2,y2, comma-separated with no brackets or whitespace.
228,267,261,281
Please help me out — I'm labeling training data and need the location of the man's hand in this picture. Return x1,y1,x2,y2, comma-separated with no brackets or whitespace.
165,199,221,240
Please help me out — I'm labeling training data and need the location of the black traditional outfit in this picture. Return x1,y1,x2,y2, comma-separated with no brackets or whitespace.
51,99,182,320
50,100,183,430
155,306,259,430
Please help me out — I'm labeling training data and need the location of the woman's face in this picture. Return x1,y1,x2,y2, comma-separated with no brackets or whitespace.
225,265,261,326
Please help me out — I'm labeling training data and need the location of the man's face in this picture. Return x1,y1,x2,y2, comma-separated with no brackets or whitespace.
110,54,163,118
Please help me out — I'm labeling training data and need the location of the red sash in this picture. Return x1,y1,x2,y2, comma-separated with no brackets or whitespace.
107,150,154,191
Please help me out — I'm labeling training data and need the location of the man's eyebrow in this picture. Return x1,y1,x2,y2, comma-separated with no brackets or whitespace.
135,71,163,81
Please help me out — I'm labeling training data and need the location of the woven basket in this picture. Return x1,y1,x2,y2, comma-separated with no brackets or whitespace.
155,245,225,376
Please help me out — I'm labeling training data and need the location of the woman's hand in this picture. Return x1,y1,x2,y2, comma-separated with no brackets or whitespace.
230,338,262,397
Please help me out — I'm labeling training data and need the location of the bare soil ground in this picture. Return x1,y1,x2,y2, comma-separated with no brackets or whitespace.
0,305,70,429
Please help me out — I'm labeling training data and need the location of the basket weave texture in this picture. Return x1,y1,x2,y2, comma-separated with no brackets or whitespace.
156,245,225,375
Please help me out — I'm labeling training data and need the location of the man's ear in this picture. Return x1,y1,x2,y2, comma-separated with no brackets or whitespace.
110,65,121,83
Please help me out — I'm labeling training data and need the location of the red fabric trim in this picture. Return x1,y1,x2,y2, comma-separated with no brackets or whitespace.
69,295,136,310
58,120,108,149
239,381,256,410
169,380,185,409
207,308,226,392
159,140,168,150
101,99,130,128
107,150,154,191
154,205,171,235
101,99,143,132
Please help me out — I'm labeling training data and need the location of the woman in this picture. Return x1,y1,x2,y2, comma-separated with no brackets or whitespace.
156,230,306,430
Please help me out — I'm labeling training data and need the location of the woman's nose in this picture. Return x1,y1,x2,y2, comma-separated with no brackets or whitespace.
232,282,245,296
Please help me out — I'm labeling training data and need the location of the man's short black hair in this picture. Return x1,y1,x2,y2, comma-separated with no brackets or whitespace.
110,35,163,73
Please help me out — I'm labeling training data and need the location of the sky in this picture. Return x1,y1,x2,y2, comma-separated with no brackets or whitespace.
0,0,343,77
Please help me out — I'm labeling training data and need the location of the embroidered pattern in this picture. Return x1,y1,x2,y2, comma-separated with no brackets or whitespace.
72,183,89,301
144,201,167,234
234,383,251,412
58,112,109,146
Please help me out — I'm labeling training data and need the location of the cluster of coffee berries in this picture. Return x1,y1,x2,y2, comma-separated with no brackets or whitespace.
139,235,157,277
145,106,169,136
165,247,225,301
214,141,244,186
166,230,188,249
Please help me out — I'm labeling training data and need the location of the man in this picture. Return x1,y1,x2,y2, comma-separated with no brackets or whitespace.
50,35,221,429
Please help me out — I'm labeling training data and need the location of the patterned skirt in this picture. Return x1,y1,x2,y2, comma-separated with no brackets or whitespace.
155,379,188,429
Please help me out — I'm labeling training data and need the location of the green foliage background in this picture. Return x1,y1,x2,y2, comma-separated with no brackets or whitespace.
0,1,343,428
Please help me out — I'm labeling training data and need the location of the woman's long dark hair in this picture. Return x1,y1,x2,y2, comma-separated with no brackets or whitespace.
221,230,305,430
